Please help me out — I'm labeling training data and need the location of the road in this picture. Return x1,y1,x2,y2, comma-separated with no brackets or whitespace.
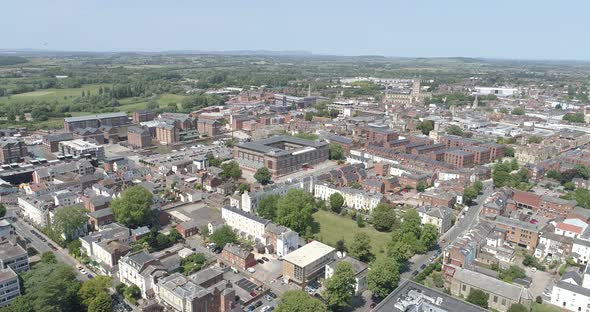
399,181,494,280
9,208,91,281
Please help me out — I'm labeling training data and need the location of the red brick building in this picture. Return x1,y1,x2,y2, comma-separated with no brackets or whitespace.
461,146,491,164
176,221,199,238
221,243,256,270
197,119,221,137
444,150,475,168
127,126,152,149
366,127,398,145
132,110,155,123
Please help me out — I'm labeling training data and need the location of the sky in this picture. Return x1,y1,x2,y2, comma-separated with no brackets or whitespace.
2,0,589,60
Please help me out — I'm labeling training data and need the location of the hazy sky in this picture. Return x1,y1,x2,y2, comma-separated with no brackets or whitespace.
3,0,589,60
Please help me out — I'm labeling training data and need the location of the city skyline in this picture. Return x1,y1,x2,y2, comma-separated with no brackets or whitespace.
2,0,590,60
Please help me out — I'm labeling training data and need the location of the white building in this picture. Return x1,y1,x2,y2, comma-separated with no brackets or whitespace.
221,206,269,243
58,139,105,160
265,223,299,257
417,206,453,234
325,256,368,296
53,189,80,207
18,195,53,227
473,87,518,97
241,177,314,213
551,263,590,311
0,268,20,307
0,243,29,273
314,183,382,212
118,251,167,299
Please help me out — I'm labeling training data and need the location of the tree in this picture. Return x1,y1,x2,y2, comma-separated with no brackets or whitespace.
508,303,528,312
124,284,141,303
156,233,170,247
41,251,57,264
467,289,489,309
401,209,422,239
238,183,250,194
575,188,590,208
493,168,511,188
210,225,238,248
473,180,483,193
0,203,5,218
323,262,355,311
254,167,272,185
67,239,82,258
576,165,590,180
416,181,427,192
371,203,397,232
349,232,374,262
336,239,346,253
564,181,576,191
275,290,326,312
416,120,434,135
220,161,242,180
79,276,112,306
420,224,439,251
329,143,345,160
276,189,315,234
111,185,153,227
463,186,478,204
88,291,113,312
52,205,88,240
258,194,279,220
356,216,365,228
511,107,525,115
168,228,183,242
367,258,400,299
9,261,82,312
329,193,344,213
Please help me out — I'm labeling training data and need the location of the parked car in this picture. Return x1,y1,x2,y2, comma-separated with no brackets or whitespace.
257,259,264,264
262,257,270,262
254,301,263,308
267,292,277,299
86,274,93,279
411,270,419,276
249,291,257,297
247,267,256,273
420,264,426,270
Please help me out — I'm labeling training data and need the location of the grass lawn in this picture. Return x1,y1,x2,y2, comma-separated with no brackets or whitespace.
532,303,561,312
312,210,390,259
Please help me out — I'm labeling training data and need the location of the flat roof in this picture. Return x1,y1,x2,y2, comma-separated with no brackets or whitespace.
64,112,127,123
283,241,334,267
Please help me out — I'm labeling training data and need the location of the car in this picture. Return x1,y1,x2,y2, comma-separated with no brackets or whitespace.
267,292,277,299
262,257,270,262
254,301,263,308
420,264,427,270
86,274,93,279
247,267,256,273
370,303,377,308
250,291,257,297
411,270,419,276
261,307,274,312
265,294,273,301
531,267,537,272
235,295,240,302
257,259,264,264
246,305,255,312
80,268,87,274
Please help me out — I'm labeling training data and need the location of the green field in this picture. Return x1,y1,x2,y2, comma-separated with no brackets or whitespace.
312,210,390,259
0,84,103,105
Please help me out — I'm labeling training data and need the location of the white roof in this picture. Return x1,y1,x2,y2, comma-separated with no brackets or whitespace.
283,241,335,267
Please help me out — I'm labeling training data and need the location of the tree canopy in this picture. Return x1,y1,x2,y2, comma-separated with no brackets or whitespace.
257,194,279,220
220,161,242,180
276,189,315,234
329,143,345,160
371,203,397,232
254,167,272,185
210,225,238,248
323,262,356,311
329,193,344,213
275,290,326,312
349,232,374,262
367,258,400,299
52,205,88,240
111,185,153,227
467,289,489,308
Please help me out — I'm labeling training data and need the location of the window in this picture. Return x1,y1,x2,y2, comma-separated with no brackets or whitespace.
493,296,498,303
462,285,466,291
502,299,506,306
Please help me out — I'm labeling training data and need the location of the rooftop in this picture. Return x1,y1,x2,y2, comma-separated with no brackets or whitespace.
283,240,335,267
64,112,127,123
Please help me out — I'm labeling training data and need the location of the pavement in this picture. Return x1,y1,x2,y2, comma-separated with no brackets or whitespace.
9,208,92,282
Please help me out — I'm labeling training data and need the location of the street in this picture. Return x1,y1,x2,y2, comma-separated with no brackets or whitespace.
9,209,91,281
400,181,494,280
